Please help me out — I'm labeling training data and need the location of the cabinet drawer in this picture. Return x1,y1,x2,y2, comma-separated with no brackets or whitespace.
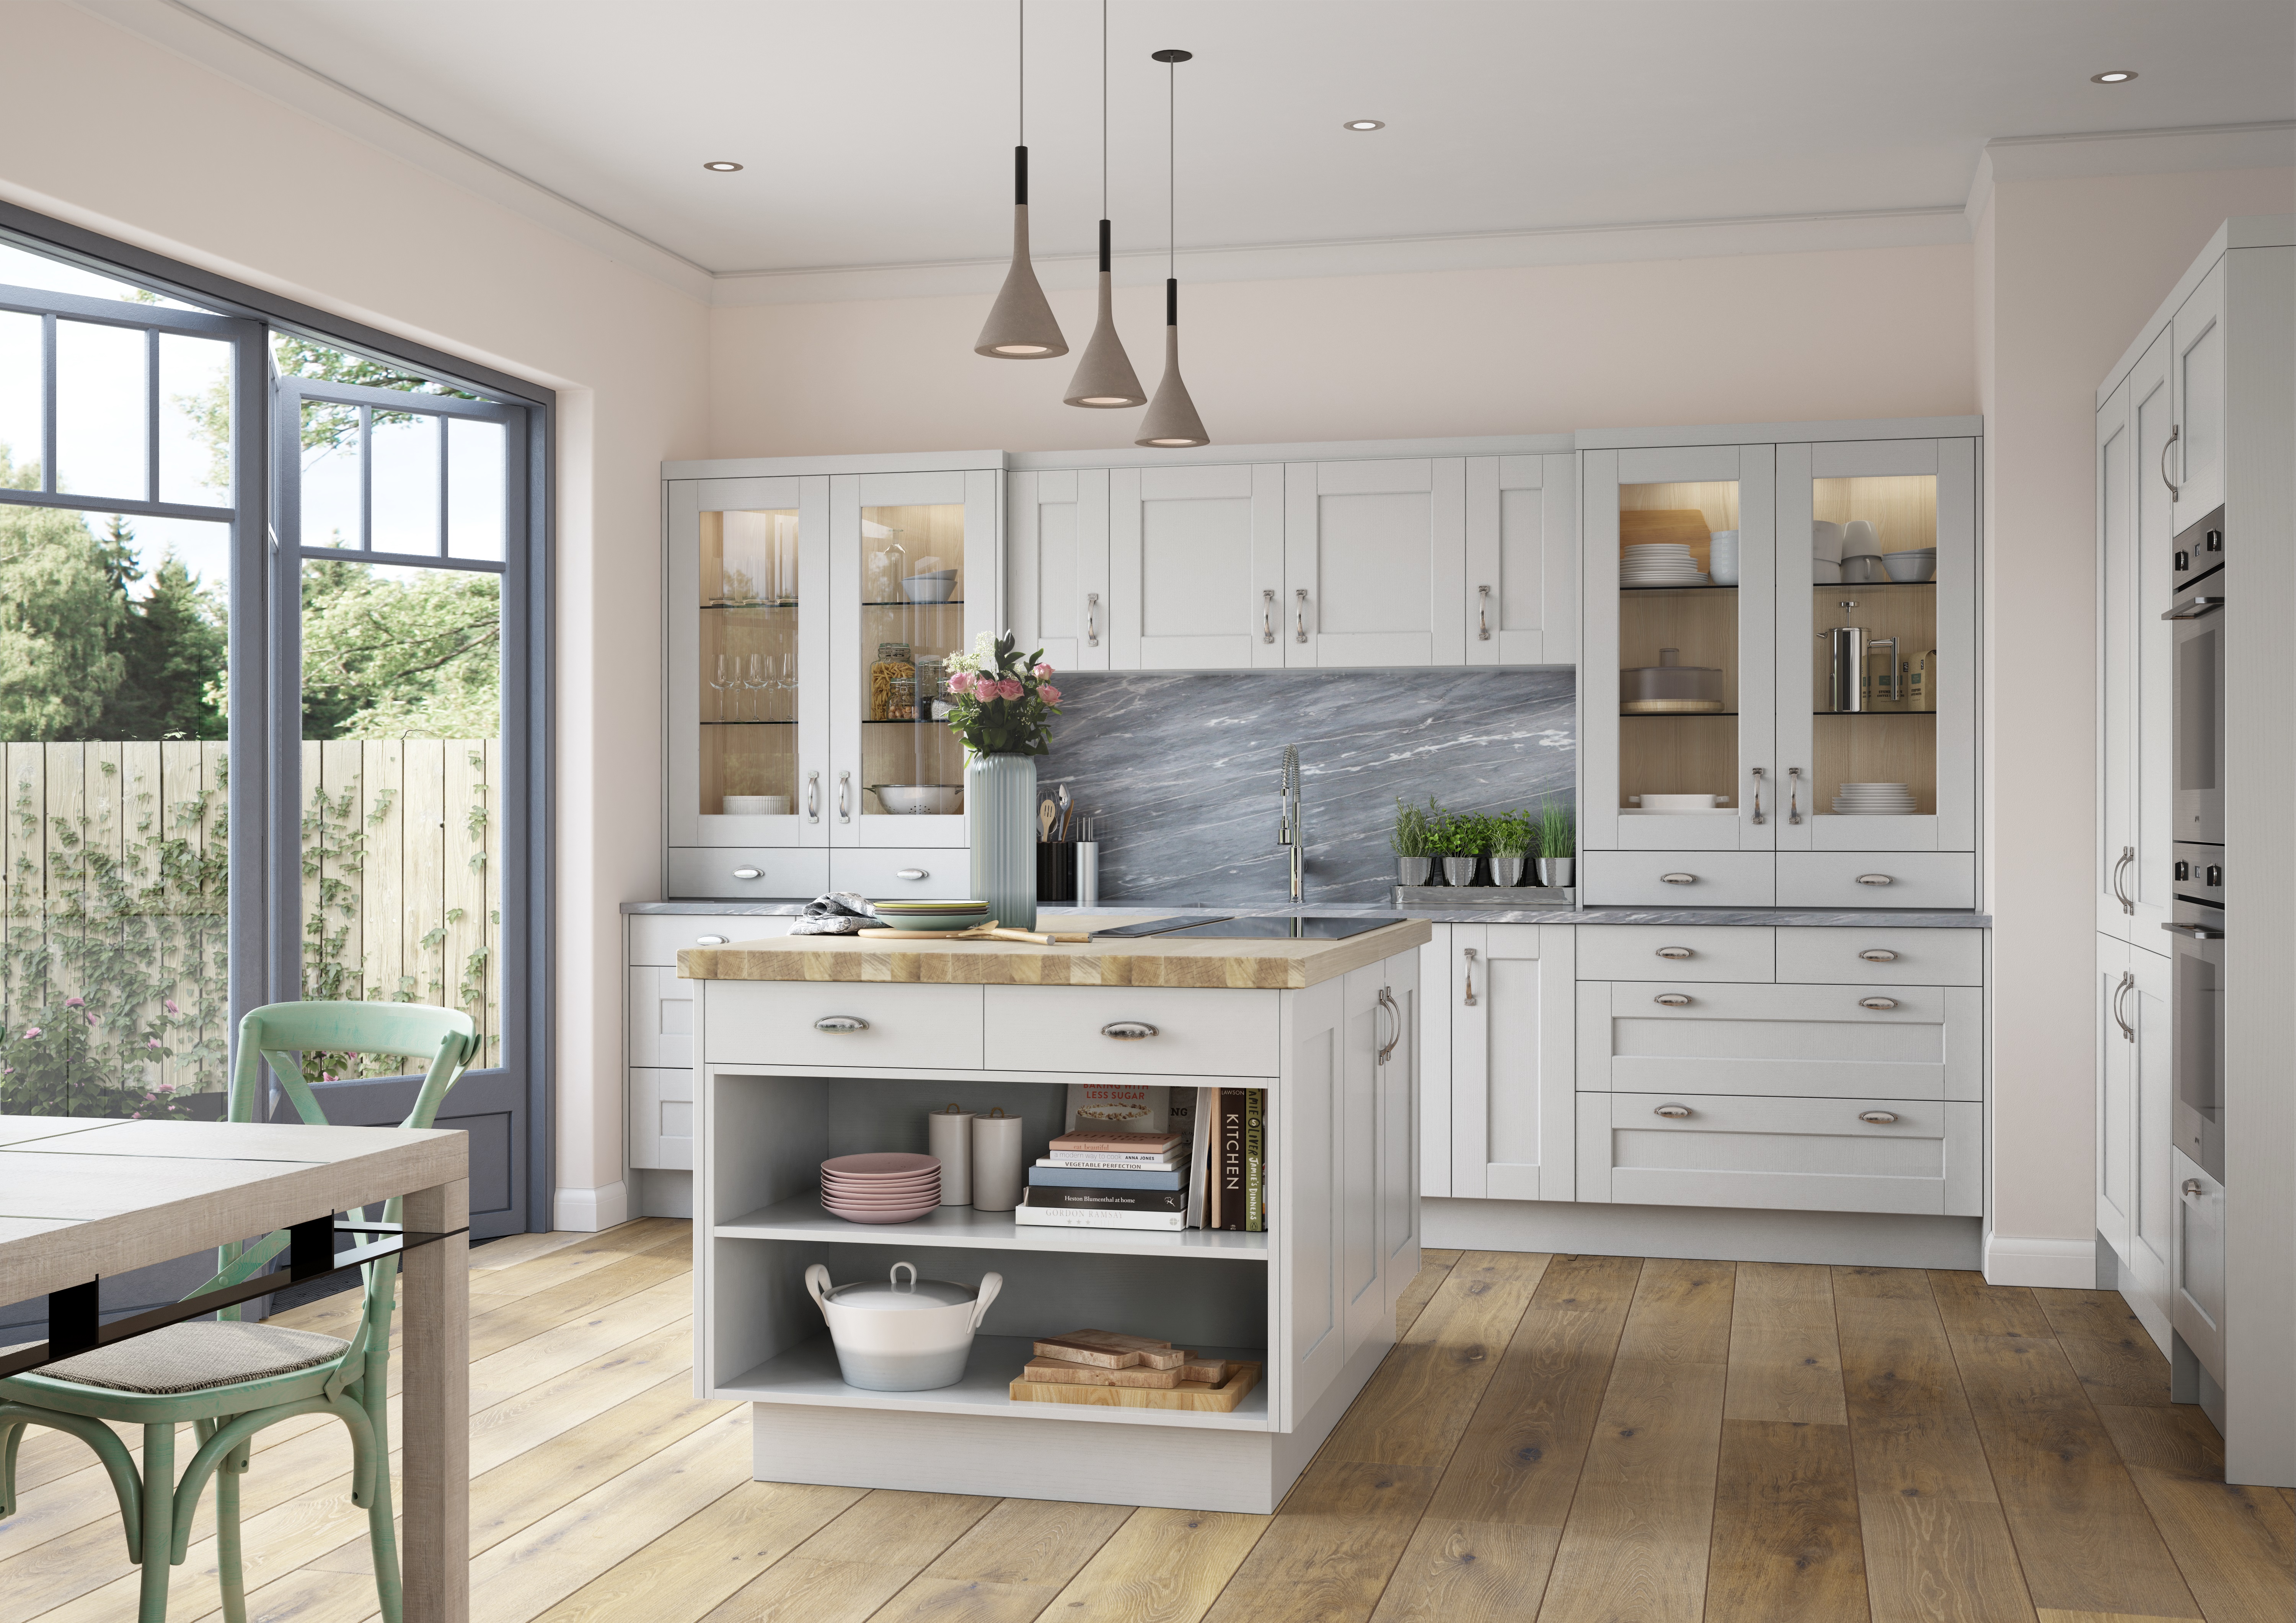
628,966,695,1068
829,847,973,901
1775,927,1983,986
1577,981,1978,1101
1583,850,1774,908
666,847,829,901
1579,1092,1980,1215
1577,925,1774,983
982,986,1279,1077
703,981,984,1070
629,913,793,966
1775,851,1974,910
629,1067,693,1171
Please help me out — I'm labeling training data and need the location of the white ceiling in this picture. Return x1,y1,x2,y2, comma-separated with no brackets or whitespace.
166,0,2295,278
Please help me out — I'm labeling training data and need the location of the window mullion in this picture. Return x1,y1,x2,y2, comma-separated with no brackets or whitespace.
359,402,373,551
144,326,159,505
39,311,55,492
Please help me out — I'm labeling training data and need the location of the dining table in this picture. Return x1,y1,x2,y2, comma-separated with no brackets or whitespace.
0,1113,470,1622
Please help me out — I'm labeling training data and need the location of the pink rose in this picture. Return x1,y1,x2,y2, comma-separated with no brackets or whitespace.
64,996,83,1008
85,1012,97,1025
147,1038,161,1049
1033,663,1054,679
1038,685,1062,704
998,678,1025,701
947,671,974,694
165,999,179,1015
23,1027,40,1039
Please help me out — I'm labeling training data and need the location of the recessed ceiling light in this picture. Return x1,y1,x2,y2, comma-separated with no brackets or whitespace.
2091,70,2137,83
1343,119,1384,131
702,160,744,172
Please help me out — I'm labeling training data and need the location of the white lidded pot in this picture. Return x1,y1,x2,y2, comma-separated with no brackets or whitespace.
806,1261,1002,1391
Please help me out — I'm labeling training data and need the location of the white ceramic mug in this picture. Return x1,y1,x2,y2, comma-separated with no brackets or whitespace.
1811,520,1844,562
927,1105,974,1206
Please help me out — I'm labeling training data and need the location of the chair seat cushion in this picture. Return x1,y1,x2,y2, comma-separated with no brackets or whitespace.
25,1321,348,1395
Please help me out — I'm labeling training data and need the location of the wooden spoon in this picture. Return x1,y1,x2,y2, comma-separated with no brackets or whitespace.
1039,800,1057,842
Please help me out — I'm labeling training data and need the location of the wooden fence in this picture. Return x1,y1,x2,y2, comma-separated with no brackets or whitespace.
2,738,502,1101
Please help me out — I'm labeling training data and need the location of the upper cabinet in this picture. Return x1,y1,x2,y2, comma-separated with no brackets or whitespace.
2169,259,2225,520
1010,445,1576,674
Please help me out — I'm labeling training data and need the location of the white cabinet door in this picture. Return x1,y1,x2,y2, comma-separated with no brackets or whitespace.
2128,334,2178,940
1340,964,1388,1364
1278,976,1344,1430
628,965,696,1069
1006,469,1108,671
1416,926,1453,1196
1466,453,1576,666
1451,924,1576,1201
2170,258,2226,520
2097,934,2136,1258
1109,463,1283,670
1377,947,1420,1331
2097,380,2138,939
1284,458,1466,667
629,1068,693,1171
2126,943,2174,1331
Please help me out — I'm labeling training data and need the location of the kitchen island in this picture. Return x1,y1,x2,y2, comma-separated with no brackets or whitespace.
679,916,1430,1514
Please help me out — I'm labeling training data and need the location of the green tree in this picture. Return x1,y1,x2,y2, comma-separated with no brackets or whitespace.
0,450,127,740
110,551,229,741
301,559,499,740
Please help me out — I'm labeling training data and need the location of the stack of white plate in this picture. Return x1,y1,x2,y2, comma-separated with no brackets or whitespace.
819,1152,941,1224
1832,781,1916,815
1621,543,1708,589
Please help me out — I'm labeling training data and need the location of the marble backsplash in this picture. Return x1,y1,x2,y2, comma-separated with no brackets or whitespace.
1040,670,1576,906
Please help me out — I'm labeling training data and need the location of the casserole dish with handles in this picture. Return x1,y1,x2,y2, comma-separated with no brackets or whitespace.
805,1261,1002,1390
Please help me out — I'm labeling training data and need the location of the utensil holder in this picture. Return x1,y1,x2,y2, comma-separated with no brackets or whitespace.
1075,842,1099,906
970,1108,1024,1212
927,1105,973,1206
1036,842,1080,902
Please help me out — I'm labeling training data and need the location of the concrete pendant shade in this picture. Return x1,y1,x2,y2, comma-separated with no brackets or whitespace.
1136,279,1208,446
1064,221,1145,407
975,148,1066,358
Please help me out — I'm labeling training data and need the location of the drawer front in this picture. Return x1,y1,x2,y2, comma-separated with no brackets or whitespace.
666,846,829,901
1583,850,1774,908
1578,981,1978,1101
1775,851,1975,910
1775,926,1983,986
630,913,793,966
829,847,973,901
1577,925,1775,983
628,966,695,1068
704,980,984,1070
1578,1091,1979,1215
982,986,1280,1078
628,1067,693,1171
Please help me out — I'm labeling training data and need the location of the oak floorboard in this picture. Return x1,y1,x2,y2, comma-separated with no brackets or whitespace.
1725,1261,1846,1426
1393,1255,1457,1338
1833,1265,2037,1623
1199,1461,1441,1623
1703,1418,1868,1622
1365,1517,1561,1623
1321,1251,1546,1469
1532,1258,1735,1623
864,1496,1132,1623
2033,1289,2172,1409
1034,1508,1270,1623
2094,1403,2296,1623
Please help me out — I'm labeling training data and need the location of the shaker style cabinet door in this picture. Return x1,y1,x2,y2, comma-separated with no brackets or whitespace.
2097,383,2138,939
2127,334,2179,940
1450,925,1576,1201
1108,462,1284,670
2125,942,2174,1337
1006,468,1109,671
2096,934,2137,1259
1284,458,1466,668
1466,453,1577,666
2169,258,2226,521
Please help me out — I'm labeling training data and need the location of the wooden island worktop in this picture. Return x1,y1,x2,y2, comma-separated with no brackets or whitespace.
678,914,1434,989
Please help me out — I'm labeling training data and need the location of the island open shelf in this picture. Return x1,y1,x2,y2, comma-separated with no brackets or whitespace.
716,1194,1271,1259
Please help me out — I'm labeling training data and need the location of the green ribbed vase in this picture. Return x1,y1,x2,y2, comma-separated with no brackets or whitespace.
965,752,1037,932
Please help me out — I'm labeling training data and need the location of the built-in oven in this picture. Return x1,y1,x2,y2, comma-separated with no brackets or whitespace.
2162,506,2226,845
2164,842,2224,1182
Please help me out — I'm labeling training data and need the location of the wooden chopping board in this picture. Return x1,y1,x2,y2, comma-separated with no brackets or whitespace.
1008,1360,1262,1413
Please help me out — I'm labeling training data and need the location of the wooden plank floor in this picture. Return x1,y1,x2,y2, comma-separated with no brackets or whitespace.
6,1224,2291,1623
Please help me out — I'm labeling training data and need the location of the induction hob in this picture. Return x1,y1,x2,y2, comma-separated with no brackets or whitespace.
1094,915,1407,941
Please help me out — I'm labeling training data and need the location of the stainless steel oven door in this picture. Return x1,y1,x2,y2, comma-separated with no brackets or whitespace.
2162,915,2225,1182
2164,592,2225,844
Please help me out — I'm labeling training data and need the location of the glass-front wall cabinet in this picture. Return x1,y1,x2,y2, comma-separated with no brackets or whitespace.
854,498,971,825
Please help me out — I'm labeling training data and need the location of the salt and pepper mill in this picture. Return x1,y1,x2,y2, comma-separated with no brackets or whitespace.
970,1107,1025,1212
926,1103,974,1206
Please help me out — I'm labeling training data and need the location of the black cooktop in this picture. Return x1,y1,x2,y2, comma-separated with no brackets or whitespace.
1095,915,1407,941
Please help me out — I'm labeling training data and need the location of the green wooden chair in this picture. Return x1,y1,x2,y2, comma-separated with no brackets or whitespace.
0,1001,477,1623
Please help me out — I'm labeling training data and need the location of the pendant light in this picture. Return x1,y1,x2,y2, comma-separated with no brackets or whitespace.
1063,0,1146,408
1136,47,1210,447
975,0,1067,358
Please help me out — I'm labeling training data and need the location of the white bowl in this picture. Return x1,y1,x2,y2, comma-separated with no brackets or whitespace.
901,577,958,604
1882,553,1935,583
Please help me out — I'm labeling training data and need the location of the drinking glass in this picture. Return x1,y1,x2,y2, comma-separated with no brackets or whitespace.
745,653,766,721
711,653,732,721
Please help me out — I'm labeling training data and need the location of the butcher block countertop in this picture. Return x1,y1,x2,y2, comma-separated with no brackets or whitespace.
678,914,1434,991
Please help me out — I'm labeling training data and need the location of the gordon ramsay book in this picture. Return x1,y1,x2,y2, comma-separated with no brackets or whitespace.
1020,1185,1189,1213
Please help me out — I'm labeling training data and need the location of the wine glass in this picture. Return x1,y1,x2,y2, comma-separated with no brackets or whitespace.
745,654,766,721
775,649,797,722
710,654,732,721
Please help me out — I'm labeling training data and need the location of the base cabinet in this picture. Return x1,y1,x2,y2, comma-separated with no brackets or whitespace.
626,914,794,1172
1447,924,1575,1200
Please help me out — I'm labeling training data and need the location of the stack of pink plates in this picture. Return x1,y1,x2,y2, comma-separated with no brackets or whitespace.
819,1152,941,1224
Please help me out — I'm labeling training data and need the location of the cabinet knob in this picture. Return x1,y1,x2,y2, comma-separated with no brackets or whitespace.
1859,996,1899,1011
1653,1103,1692,1119
2181,1179,2205,1199
1858,1110,1900,1125
1656,946,1694,960
1100,1021,1158,1041
695,935,727,945
1858,948,1898,963
1856,873,1893,886
813,1016,869,1033
896,868,928,881
1660,872,1696,885
1654,992,1693,1007
732,868,763,881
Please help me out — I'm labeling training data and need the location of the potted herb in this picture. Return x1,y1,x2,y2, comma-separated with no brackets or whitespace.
1392,796,1437,887
1487,809,1534,888
943,631,1063,930
1536,794,1576,888
1432,810,1488,888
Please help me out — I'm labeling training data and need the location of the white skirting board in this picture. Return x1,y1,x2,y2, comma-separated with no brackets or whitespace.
1981,1233,2099,1288
1425,1197,1981,1269
553,1180,630,1233
748,1336,1388,1515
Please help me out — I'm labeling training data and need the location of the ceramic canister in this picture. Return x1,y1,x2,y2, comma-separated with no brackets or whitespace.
970,1108,1025,1212
927,1105,974,1206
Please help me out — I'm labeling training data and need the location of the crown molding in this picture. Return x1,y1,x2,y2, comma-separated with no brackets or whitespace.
72,0,716,301
1966,120,2296,227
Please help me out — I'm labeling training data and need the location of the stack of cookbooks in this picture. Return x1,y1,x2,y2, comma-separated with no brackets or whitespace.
1012,1085,1267,1233
1015,1129,1189,1230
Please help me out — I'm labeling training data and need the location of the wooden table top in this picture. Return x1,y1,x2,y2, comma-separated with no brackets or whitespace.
0,1116,468,1302
678,914,1435,991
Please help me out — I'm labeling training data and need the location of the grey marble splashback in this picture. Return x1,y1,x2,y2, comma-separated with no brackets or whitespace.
1038,670,1576,906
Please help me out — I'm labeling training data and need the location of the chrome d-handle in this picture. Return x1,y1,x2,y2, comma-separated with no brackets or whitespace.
2182,1178,2204,1199
2110,970,2134,1042
1295,587,1309,644
1477,585,1492,641
813,1016,869,1033
1787,767,1803,825
1262,588,1275,644
1751,766,1766,825
2161,422,2181,500
837,771,853,823
2110,847,2134,913
807,771,822,823
1087,591,1101,647
1462,946,1477,1006
1375,986,1401,1064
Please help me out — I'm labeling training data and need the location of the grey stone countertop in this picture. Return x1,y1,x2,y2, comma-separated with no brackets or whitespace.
622,899,1991,928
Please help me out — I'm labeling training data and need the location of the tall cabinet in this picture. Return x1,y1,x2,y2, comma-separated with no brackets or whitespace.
1580,426,1980,910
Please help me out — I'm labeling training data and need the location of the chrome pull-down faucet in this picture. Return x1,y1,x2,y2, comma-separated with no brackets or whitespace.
1277,744,1305,903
